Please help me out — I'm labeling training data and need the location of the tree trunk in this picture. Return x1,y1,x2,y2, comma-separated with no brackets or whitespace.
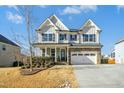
26,7,32,71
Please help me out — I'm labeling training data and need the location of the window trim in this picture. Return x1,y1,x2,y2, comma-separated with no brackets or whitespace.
83,34,96,42
42,33,55,41
59,34,67,40
70,34,77,41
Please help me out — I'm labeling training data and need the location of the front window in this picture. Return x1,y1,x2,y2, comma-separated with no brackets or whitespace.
59,34,66,40
83,34,96,42
70,35,77,41
89,34,96,42
83,34,88,42
42,34,48,41
49,34,52,41
42,34,55,41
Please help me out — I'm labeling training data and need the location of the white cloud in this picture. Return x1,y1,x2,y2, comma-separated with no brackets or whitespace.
62,6,81,14
80,5,97,12
7,5,19,11
6,11,23,24
61,5,97,15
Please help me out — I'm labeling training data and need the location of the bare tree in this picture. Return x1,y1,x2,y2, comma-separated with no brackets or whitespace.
17,6,34,71
10,6,39,71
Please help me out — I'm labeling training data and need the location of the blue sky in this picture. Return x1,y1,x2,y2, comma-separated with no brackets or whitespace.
0,5,124,55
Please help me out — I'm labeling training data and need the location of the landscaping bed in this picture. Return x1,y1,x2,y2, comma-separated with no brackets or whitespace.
20,56,55,75
20,65,54,75
20,68,43,75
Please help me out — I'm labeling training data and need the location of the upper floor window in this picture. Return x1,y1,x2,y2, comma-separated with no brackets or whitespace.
70,35,77,41
83,34,96,42
42,34,55,41
83,34,88,42
59,34,66,40
89,34,96,42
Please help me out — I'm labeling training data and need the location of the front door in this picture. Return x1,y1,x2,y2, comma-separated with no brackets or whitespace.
61,49,66,61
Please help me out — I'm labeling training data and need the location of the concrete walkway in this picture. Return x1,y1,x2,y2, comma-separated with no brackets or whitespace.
73,64,124,88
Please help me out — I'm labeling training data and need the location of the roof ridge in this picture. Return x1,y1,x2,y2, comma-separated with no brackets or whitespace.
0,34,20,47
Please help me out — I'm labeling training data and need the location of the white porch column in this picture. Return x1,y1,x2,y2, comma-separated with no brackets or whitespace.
55,47,57,62
59,47,61,62
45,47,47,57
67,47,69,63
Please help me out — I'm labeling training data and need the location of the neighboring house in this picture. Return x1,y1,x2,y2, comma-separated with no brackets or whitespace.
114,38,124,64
111,49,115,58
0,34,21,66
33,14,102,65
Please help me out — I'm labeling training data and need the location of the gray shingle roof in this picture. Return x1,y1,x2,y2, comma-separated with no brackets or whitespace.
0,34,19,47
115,38,124,44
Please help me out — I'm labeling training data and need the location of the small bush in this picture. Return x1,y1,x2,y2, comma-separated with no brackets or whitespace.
101,59,108,64
21,65,26,69
22,56,54,69
13,61,24,67
26,64,30,68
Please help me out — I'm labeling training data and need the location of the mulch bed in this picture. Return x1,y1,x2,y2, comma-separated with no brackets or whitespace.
20,65,54,75
20,68,44,75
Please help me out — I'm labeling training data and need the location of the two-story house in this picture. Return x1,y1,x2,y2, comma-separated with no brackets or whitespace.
33,14,102,65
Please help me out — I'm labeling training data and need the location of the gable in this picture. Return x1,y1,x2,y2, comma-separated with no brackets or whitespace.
38,18,58,31
50,14,69,30
80,19,101,32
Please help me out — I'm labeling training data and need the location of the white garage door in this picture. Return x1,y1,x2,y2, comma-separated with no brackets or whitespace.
71,52,97,65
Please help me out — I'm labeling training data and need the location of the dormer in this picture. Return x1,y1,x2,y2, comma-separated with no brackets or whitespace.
80,19,101,43
81,19,101,32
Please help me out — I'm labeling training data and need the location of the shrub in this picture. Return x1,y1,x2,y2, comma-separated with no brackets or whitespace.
35,62,41,68
23,56,54,69
21,65,26,69
24,64,30,68
101,59,108,64
13,61,24,67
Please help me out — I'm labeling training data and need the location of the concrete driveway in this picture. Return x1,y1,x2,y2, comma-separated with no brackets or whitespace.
73,64,124,88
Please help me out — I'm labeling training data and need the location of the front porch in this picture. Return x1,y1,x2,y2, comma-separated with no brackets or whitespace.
33,43,70,64
33,43,102,65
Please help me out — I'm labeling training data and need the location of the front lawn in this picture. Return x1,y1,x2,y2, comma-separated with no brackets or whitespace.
0,66,79,88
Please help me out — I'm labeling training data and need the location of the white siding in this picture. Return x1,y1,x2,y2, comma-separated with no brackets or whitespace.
36,15,101,45
115,41,124,64
80,26,99,44
37,26,58,43
36,15,100,44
